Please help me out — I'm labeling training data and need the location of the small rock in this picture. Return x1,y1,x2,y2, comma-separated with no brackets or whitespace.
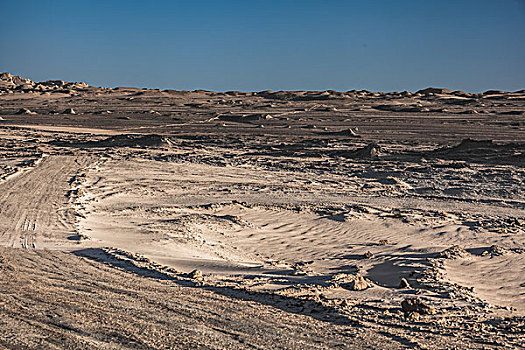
67,233,90,241
16,108,36,115
63,108,76,114
188,269,203,280
350,274,369,291
405,311,420,321
399,278,411,289
401,297,435,315
342,128,359,137
347,143,381,159
377,239,390,245
363,251,374,259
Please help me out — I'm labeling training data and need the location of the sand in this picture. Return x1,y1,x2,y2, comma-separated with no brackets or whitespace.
0,72,524,349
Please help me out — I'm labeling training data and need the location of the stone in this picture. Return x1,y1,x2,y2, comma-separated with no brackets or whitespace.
347,143,381,159
405,312,420,321
350,274,369,291
398,278,411,289
363,251,374,259
16,108,36,115
401,297,435,315
188,269,203,280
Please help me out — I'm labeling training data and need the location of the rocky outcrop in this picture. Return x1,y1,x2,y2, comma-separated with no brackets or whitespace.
416,87,453,95
0,72,96,94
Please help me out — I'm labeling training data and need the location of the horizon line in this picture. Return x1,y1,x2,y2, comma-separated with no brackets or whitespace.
2,71,524,95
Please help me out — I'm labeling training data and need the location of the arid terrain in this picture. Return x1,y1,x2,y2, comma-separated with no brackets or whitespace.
0,72,524,349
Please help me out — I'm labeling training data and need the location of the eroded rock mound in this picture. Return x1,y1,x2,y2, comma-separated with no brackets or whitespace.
16,108,36,115
1,72,96,93
52,134,172,148
216,113,273,123
343,143,382,159
428,139,525,165
416,87,453,95
374,104,429,113
438,245,470,259
324,128,360,137
255,90,350,101
0,72,34,90
92,134,171,148
482,244,508,257
401,297,435,315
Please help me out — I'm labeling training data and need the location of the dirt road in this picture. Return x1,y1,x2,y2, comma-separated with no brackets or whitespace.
0,155,91,249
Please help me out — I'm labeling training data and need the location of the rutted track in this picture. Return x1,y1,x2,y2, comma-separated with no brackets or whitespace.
0,248,380,349
0,155,91,248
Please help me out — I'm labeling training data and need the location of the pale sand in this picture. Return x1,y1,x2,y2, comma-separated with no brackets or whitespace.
0,72,524,348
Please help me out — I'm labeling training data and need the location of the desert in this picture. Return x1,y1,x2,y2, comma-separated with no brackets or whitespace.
0,71,523,348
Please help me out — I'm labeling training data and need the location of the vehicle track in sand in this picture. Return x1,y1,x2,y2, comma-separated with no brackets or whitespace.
0,155,91,249
0,247,381,350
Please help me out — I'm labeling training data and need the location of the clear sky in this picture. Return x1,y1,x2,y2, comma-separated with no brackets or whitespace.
1,0,524,92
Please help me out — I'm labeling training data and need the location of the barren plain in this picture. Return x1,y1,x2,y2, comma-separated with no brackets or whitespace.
0,72,524,349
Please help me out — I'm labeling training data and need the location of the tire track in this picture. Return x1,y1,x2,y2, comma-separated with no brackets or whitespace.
0,155,91,248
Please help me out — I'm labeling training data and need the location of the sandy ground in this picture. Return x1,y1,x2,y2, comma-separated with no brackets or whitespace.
0,73,524,349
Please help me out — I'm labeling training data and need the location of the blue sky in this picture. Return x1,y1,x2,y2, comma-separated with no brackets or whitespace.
1,0,524,92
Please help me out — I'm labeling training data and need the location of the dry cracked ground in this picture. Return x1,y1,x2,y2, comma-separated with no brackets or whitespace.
0,72,524,349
